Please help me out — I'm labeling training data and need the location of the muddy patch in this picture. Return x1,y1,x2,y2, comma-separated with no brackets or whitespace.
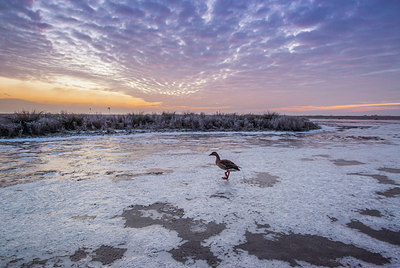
242,172,280,188
378,167,400,174
70,245,126,265
234,230,390,267
6,257,24,266
92,245,127,265
275,138,305,148
314,154,330,158
210,192,230,199
348,173,398,185
346,135,384,141
358,209,382,217
376,187,400,198
111,168,173,182
120,202,225,267
71,215,96,221
253,137,307,148
337,125,372,132
347,220,400,245
146,168,174,175
14,245,126,267
21,257,49,267
70,248,88,262
300,158,314,161
328,216,338,222
332,159,365,166
33,170,58,176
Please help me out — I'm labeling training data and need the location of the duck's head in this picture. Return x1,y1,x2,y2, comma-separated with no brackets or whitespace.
209,152,219,157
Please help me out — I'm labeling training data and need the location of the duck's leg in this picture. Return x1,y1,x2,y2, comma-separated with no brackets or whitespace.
221,170,230,180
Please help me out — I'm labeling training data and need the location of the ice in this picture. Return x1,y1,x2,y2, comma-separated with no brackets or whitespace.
0,119,399,267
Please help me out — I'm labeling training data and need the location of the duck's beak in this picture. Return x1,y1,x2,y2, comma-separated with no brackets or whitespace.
209,153,213,156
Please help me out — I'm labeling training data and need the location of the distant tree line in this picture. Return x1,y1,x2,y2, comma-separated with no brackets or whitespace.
0,111,319,138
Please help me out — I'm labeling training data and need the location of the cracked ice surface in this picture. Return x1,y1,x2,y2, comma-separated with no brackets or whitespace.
1,119,400,267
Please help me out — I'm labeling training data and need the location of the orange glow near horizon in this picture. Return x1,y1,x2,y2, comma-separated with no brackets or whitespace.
277,103,400,113
163,105,233,110
0,76,162,109
0,76,233,113
1,76,399,114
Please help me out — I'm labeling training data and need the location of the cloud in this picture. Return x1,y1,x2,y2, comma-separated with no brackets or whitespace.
0,0,399,112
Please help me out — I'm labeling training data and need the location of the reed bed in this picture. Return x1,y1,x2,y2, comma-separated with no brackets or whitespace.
0,111,319,138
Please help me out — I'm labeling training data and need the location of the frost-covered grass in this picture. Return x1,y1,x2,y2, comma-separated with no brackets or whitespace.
0,111,319,138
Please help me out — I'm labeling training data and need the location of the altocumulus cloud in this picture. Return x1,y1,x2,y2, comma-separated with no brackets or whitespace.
0,0,399,107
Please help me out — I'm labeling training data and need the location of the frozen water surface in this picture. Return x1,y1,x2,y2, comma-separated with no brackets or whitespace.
1,119,399,267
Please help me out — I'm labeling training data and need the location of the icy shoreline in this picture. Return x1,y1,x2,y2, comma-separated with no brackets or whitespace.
1,119,399,267
0,126,329,143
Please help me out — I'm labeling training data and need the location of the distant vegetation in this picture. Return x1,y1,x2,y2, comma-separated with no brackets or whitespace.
0,111,320,138
304,115,400,120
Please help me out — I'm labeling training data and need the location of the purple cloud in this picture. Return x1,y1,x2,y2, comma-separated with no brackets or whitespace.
0,0,399,111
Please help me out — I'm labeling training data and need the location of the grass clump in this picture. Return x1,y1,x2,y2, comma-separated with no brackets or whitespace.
0,111,319,138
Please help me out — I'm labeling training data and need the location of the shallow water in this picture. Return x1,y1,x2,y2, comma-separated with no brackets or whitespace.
1,119,399,267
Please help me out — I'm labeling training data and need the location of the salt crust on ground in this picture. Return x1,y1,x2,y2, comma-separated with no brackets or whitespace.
1,120,399,267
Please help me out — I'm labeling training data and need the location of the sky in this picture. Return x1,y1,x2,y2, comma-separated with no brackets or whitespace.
0,0,399,115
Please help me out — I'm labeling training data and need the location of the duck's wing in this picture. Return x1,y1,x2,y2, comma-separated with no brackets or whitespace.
220,159,240,171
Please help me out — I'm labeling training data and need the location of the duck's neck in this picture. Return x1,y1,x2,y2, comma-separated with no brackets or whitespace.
214,154,221,163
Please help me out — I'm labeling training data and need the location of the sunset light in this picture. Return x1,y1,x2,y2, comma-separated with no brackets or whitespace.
278,103,400,113
0,76,161,112
0,1,399,114
1,2,400,267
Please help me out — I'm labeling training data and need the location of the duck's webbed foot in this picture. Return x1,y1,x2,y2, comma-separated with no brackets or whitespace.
221,171,229,180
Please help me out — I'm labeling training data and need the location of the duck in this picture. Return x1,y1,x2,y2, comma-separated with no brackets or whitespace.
209,152,240,180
